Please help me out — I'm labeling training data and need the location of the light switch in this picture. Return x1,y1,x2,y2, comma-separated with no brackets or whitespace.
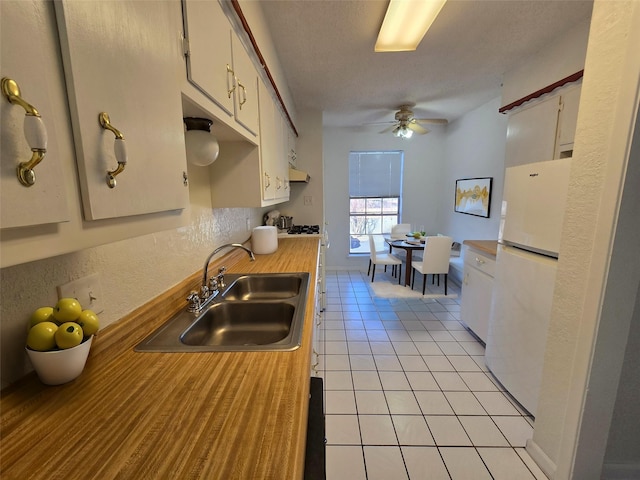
57,273,105,315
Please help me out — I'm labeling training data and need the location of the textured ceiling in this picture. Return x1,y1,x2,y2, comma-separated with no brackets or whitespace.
258,0,593,128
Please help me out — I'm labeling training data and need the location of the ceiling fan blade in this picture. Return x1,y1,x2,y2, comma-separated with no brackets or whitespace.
414,118,448,125
363,120,396,126
379,124,398,134
407,122,429,134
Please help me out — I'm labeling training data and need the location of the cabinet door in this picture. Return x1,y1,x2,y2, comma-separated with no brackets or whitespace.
505,96,560,168
1,0,70,229
557,85,581,154
182,0,234,117
460,265,493,343
231,32,259,136
55,0,189,220
287,125,297,168
258,82,276,201
274,110,289,201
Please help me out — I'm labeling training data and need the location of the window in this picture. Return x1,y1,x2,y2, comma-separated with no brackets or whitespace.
349,151,404,254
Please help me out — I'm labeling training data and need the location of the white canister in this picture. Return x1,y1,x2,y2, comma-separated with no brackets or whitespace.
251,226,278,254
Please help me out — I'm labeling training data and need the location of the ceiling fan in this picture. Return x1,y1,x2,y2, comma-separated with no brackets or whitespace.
369,105,448,139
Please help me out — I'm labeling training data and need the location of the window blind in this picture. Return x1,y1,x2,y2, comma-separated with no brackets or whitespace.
349,151,403,197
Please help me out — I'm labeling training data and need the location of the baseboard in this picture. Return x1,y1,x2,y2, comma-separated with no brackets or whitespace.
526,439,556,479
601,463,640,479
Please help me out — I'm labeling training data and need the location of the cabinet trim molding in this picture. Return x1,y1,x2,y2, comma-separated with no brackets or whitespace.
499,70,583,114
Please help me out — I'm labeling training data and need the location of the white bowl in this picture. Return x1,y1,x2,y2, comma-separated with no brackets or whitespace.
26,336,93,385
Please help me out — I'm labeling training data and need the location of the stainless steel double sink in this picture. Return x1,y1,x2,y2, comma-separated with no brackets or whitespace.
135,272,310,352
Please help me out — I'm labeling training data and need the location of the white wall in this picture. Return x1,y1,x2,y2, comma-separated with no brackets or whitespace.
322,97,507,271
322,126,447,269
501,18,591,107
604,279,640,469
440,97,508,243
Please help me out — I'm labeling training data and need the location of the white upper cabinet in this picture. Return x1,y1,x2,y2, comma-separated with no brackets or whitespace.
231,32,260,136
505,83,582,168
1,0,70,229
505,95,561,168
208,81,289,208
55,0,189,221
182,0,234,117
258,82,289,203
557,85,581,156
287,123,298,168
258,81,277,202
1,0,190,268
182,0,259,138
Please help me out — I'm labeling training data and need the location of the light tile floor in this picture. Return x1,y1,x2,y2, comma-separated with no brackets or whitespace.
318,270,548,480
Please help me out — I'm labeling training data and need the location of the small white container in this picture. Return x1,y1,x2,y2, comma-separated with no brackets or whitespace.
26,336,93,385
252,226,278,254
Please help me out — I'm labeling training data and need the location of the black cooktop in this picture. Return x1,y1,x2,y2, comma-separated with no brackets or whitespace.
288,225,320,234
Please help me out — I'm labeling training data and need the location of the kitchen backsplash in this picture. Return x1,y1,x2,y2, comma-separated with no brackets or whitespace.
0,204,265,388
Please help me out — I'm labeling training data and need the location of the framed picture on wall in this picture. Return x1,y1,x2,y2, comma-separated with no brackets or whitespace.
454,177,492,218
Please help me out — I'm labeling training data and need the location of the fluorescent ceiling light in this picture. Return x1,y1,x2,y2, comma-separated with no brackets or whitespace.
375,0,447,52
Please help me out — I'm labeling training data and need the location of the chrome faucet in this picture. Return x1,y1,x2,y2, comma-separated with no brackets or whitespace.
187,243,255,312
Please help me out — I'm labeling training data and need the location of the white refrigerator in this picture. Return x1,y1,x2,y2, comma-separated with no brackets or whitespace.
486,157,572,417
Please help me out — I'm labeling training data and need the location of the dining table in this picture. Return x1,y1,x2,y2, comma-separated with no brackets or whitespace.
384,237,425,287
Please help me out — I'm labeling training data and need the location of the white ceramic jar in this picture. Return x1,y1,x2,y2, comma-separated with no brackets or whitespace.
251,226,278,254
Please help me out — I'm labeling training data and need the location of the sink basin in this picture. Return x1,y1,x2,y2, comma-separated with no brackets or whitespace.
181,302,295,346
221,273,303,300
135,272,309,352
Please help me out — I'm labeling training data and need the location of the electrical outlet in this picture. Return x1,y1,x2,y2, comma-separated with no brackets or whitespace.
246,218,251,231
304,195,313,206
57,273,104,315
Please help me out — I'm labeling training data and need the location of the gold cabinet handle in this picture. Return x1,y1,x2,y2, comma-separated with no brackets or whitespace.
1,78,48,187
99,112,127,188
238,81,247,109
226,65,235,98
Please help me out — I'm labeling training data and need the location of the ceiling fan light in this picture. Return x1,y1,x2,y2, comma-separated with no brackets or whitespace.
393,125,413,139
375,0,447,52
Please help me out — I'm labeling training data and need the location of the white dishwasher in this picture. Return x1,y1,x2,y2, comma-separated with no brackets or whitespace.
459,245,496,343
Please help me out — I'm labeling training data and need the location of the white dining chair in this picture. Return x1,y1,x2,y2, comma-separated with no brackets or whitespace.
411,236,453,295
368,235,402,283
390,223,412,239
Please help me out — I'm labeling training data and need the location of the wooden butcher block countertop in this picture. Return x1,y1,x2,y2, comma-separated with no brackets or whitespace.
1,237,321,480
462,239,498,257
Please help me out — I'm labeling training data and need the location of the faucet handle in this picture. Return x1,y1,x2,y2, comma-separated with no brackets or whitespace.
217,266,227,289
186,291,201,312
208,277,219,293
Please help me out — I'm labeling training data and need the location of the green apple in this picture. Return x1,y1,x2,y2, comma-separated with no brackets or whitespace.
26,321,58,351
52,298,82,323
413,232,421,239
55,322,83,349
29,306,55,329
76,310,100,337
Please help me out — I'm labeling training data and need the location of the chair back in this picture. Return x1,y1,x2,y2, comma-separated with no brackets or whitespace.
390,223,411,239
422,236,453,274
368,235,378,261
